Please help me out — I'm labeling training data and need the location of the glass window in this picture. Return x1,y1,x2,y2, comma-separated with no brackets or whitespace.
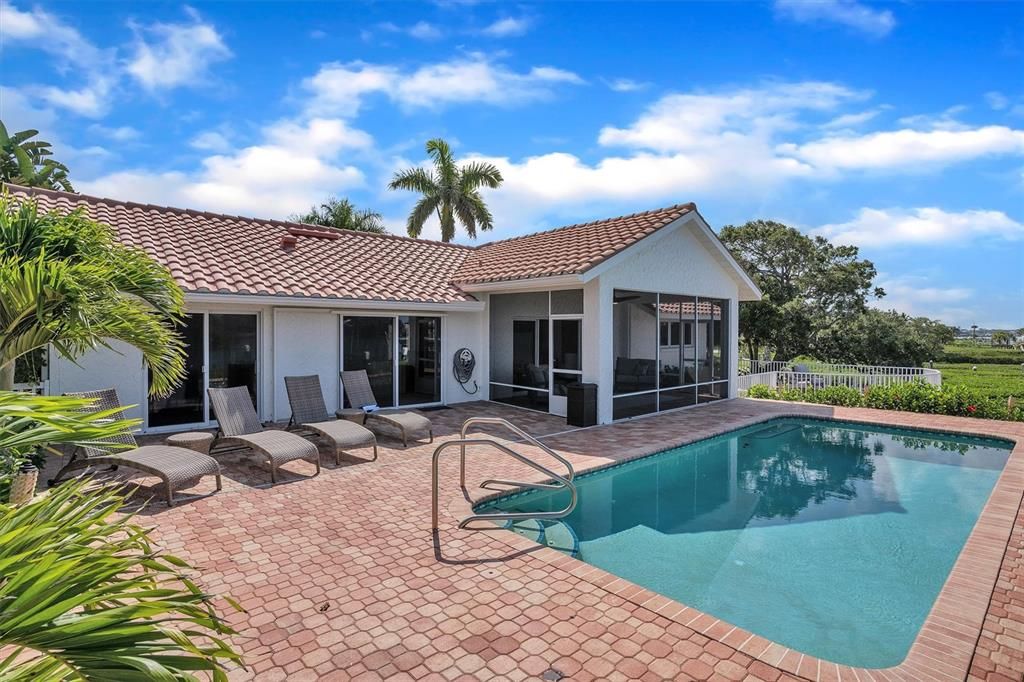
343,316,395,407
552,319,581,371
550,289,584,315
489,292,549,388
398,316,441,406
659,386,697,411
613,392,658,420
698,381,728,404
148,314,205,427
208,314,259,409
697,298,728,383
659,294,696,389
491,383,549,411
613,290,658,396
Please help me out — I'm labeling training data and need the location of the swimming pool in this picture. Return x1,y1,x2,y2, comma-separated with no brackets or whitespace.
476,417,1013,668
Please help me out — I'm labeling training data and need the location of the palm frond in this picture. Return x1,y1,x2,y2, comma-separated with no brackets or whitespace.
406,196,440,238
459,161,504,191
463,192,495,234
0,479,244,680
387,167,437,194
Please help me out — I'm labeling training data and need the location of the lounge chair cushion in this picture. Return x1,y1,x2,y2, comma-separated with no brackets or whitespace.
303,419,376,449
369,410,432,437
115,445,221,485
221,430,319,469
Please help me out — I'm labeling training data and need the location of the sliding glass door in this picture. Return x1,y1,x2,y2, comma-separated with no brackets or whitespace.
342,315,443,408
147,312,259,429
148,314,205,428
398,316,441,406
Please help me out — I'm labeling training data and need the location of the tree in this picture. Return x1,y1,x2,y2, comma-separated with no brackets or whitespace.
388,138,503,242
991,331,1009,346
815,309,955,367
0,120,74,192
719,220,883,361
290,196,386,234
0,192,186,394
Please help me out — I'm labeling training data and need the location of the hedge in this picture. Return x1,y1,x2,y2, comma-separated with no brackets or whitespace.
746,381,1023,422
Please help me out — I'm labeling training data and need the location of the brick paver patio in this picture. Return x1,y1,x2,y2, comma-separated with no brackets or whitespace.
47,399,1024,681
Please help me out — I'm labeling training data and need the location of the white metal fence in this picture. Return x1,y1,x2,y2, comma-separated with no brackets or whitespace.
737,360,941,395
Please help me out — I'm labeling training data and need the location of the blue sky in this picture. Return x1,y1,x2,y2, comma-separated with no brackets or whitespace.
1,0,1022,328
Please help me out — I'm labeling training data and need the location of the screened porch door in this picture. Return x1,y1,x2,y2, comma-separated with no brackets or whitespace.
548,317,583,417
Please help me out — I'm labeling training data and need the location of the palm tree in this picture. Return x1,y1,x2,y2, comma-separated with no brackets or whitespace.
290,196,386,234
0,120,74,192
0,192,185,394
388,138,503,242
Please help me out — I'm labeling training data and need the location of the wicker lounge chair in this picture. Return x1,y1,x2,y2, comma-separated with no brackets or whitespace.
284,375,378,464
207,386,320,483
50,388,222,506
341,370,433,447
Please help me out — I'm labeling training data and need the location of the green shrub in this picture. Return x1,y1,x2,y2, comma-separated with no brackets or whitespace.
745,380,1023,422
747,384,776,399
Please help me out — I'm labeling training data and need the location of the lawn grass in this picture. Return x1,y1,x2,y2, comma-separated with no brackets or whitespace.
936,343,1024,401
936,362,1024,400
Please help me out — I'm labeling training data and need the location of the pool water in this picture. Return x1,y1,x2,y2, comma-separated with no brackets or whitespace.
476,418,1012,668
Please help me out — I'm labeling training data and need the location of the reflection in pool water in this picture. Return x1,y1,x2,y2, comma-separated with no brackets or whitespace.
477,418,1012,668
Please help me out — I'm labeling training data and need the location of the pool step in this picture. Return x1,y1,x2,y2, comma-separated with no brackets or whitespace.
503,518,580,558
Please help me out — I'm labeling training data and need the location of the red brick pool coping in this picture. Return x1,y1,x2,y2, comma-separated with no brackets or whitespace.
445,403,1024,682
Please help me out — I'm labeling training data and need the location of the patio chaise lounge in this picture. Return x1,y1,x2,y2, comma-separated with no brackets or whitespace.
51,388,222,506
341,370,433,447
284,375,378,463
207,386,320,483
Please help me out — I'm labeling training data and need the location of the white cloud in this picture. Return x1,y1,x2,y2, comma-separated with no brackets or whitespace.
870,274,975,323
985,91,1010,111
79,117,369,218
125,8,231,91
374,20,443,41
774,0,896,37
603,78,650,93
821,109,882,129
408,21,443,40
189,130,232,152
481,17,531,37
598,81,867,152
812,207,1024,246
782,126,1024,171
303,54,584,117
87,124,141,141
0,1,116,116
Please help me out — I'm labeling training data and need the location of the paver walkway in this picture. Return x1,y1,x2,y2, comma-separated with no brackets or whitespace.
53,399,1024,681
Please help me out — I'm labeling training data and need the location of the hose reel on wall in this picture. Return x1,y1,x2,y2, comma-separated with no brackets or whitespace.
453,348,479,394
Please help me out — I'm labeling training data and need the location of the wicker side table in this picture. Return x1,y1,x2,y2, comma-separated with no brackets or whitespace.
336,408,366,425
165,432,215,455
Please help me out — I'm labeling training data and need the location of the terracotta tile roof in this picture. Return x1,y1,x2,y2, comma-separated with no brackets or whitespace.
451,203,695,284
6,185,477,305
6,185,702,302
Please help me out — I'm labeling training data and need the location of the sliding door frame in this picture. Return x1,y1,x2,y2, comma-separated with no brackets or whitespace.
144,309,261,433
338,312,446,410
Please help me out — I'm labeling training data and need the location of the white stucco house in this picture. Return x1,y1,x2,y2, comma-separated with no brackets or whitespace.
12,185,761,432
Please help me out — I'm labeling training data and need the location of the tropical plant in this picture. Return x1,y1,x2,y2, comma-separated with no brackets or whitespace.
0,192,186,394
0,121,74,192
720,220,883,362
290,196,386,234
0,391,139,498
388,138,503,242
745,379,1022,422
0,478,244,680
